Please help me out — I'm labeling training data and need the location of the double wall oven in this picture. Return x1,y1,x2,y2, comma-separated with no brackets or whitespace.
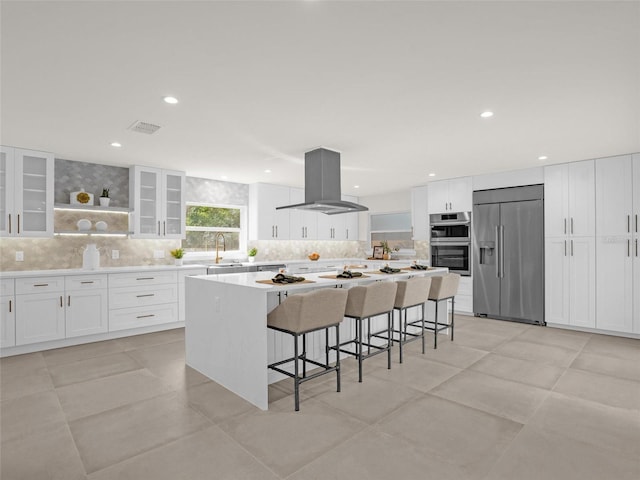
430,211,471,276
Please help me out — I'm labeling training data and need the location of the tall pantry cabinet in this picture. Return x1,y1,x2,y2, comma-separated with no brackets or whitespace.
544,160,596,328
595,154,639,333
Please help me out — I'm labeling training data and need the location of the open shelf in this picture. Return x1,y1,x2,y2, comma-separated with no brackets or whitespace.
54,230,132,236
54,203,131,213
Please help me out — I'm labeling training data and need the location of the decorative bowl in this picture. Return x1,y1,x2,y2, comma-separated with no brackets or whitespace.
308,252,320,261
77,219,91,231
95,221,108,231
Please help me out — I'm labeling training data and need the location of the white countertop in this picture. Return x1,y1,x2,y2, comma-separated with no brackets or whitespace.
0,264,209,279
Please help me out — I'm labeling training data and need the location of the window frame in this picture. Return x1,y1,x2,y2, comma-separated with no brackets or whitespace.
182,202,247,261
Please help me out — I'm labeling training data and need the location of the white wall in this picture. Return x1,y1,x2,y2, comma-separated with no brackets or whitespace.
472,167,544,190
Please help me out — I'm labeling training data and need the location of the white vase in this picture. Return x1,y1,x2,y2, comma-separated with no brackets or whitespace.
99,197,110,207
248,256,255,263
174,258,183,266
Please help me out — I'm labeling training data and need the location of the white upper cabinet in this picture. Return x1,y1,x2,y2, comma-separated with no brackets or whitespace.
317,209,344,240
130,166,185,239
544,160,595,237
0,146,54,237
249,183,291,240
596,155,633,236
427,177,472,214
289,188,317,240
411,186,429,240
342,195,359,241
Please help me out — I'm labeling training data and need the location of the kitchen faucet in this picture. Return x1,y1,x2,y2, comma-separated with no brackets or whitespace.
214,233,225,264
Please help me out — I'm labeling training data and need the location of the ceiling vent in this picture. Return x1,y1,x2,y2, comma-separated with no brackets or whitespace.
128,120,161,135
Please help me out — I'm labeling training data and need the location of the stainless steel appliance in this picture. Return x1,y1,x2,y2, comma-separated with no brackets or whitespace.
473,185,544,325
430,211,471,276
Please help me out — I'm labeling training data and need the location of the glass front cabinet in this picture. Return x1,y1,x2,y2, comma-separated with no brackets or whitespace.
0,146,54,237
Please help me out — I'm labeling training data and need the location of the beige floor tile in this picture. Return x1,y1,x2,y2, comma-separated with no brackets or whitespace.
48,352,142,387
57,368,173,421
42,339,124,367
419,341,488,368
431,370,549,423
289,427,475,480
514,325,592,351
553,369,640,411
377,394,522,479
581,334,640,362
571,350,640,382
485,425,640,480
370,355,462,392
147,360,211,391
69,392,210,473
469,352,565,389
0,423,86,480
0,389,66,442
0,351,47,374
449,329,510,351
529,393,640,458
87,426,278,480
218,397,366,477
306,374,423,424
456,317,531,336
494,339,579,367
0,364,54,401
115,327,185,351
179,380,257,423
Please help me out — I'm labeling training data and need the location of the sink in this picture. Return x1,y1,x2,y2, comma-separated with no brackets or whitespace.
207,263,257,274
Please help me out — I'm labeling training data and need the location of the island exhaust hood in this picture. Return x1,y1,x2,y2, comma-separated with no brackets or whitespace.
276,148,368,215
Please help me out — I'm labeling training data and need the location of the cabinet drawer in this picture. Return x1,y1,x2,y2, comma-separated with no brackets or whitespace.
16,276,65,294
457,277,473,296
1,279,15,296
109,284,178,309
109,271,177,288
66,274,108,291
109,303,178,332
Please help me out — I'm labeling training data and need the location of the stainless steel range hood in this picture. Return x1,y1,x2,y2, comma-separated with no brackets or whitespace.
276,148,368,215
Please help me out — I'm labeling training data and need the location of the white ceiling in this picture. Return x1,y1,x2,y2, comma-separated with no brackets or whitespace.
1,1,639,196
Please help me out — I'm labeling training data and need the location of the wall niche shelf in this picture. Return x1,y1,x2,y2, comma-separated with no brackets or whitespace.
54,203,131,213
54,230,132,237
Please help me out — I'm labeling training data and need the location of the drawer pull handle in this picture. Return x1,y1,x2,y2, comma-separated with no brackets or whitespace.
136,277,154,281
136,314,155,319
9,300,12,313
136,294,155,298
60,296,63,307
80,281,94,284
34,283,49,287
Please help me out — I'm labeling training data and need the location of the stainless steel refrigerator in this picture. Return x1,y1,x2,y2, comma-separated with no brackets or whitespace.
473,185,545,325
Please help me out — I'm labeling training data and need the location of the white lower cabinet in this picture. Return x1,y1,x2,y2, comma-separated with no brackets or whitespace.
596,236,634,333
15,276,66,345
108,271,179,332
545,237,596,328
455,276,473,314
65,274,108,338
0,279,15,347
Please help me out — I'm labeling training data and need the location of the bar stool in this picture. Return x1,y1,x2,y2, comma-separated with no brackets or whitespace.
424,273,460,349
267,288,348,411
393,276,432,363
333,281,398,382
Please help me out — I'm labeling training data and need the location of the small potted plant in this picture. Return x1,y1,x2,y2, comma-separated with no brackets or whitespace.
381,241,391,260
247,247,258,263
170,248,184,266
99,187,110,207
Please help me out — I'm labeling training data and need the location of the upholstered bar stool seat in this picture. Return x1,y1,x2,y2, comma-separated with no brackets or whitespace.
424,273,460,349
267,288,348,411
332,281,398,382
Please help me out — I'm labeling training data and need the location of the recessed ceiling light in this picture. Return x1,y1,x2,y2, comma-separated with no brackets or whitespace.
480,111,494,118
221,175,228,180
264,169,272,174
163,96,179,104
538,155,548,161
354,185,360,189
110,142,122,148
428,173,436,177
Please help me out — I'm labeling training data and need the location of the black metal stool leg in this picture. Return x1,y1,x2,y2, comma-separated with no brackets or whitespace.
434,301,438,349
302,333,307,378
399,308,404,364
358,318,364,383
421,303,426,354
387,312,392,370
336,325,341,392
451,297,455,342
294,333,300,411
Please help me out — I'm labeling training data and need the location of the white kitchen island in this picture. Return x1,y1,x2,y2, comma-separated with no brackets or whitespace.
185,266,448,410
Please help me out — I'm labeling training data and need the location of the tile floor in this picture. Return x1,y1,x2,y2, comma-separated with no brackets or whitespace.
1,316,639,479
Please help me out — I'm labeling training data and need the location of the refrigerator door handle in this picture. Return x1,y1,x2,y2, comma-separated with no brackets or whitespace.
500,225,505,278
495,226,501,278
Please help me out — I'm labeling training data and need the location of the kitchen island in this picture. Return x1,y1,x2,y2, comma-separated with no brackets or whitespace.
185,265,448,410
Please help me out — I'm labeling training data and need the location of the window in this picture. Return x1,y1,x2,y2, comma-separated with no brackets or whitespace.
182,203,246,255
369,212,414,253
